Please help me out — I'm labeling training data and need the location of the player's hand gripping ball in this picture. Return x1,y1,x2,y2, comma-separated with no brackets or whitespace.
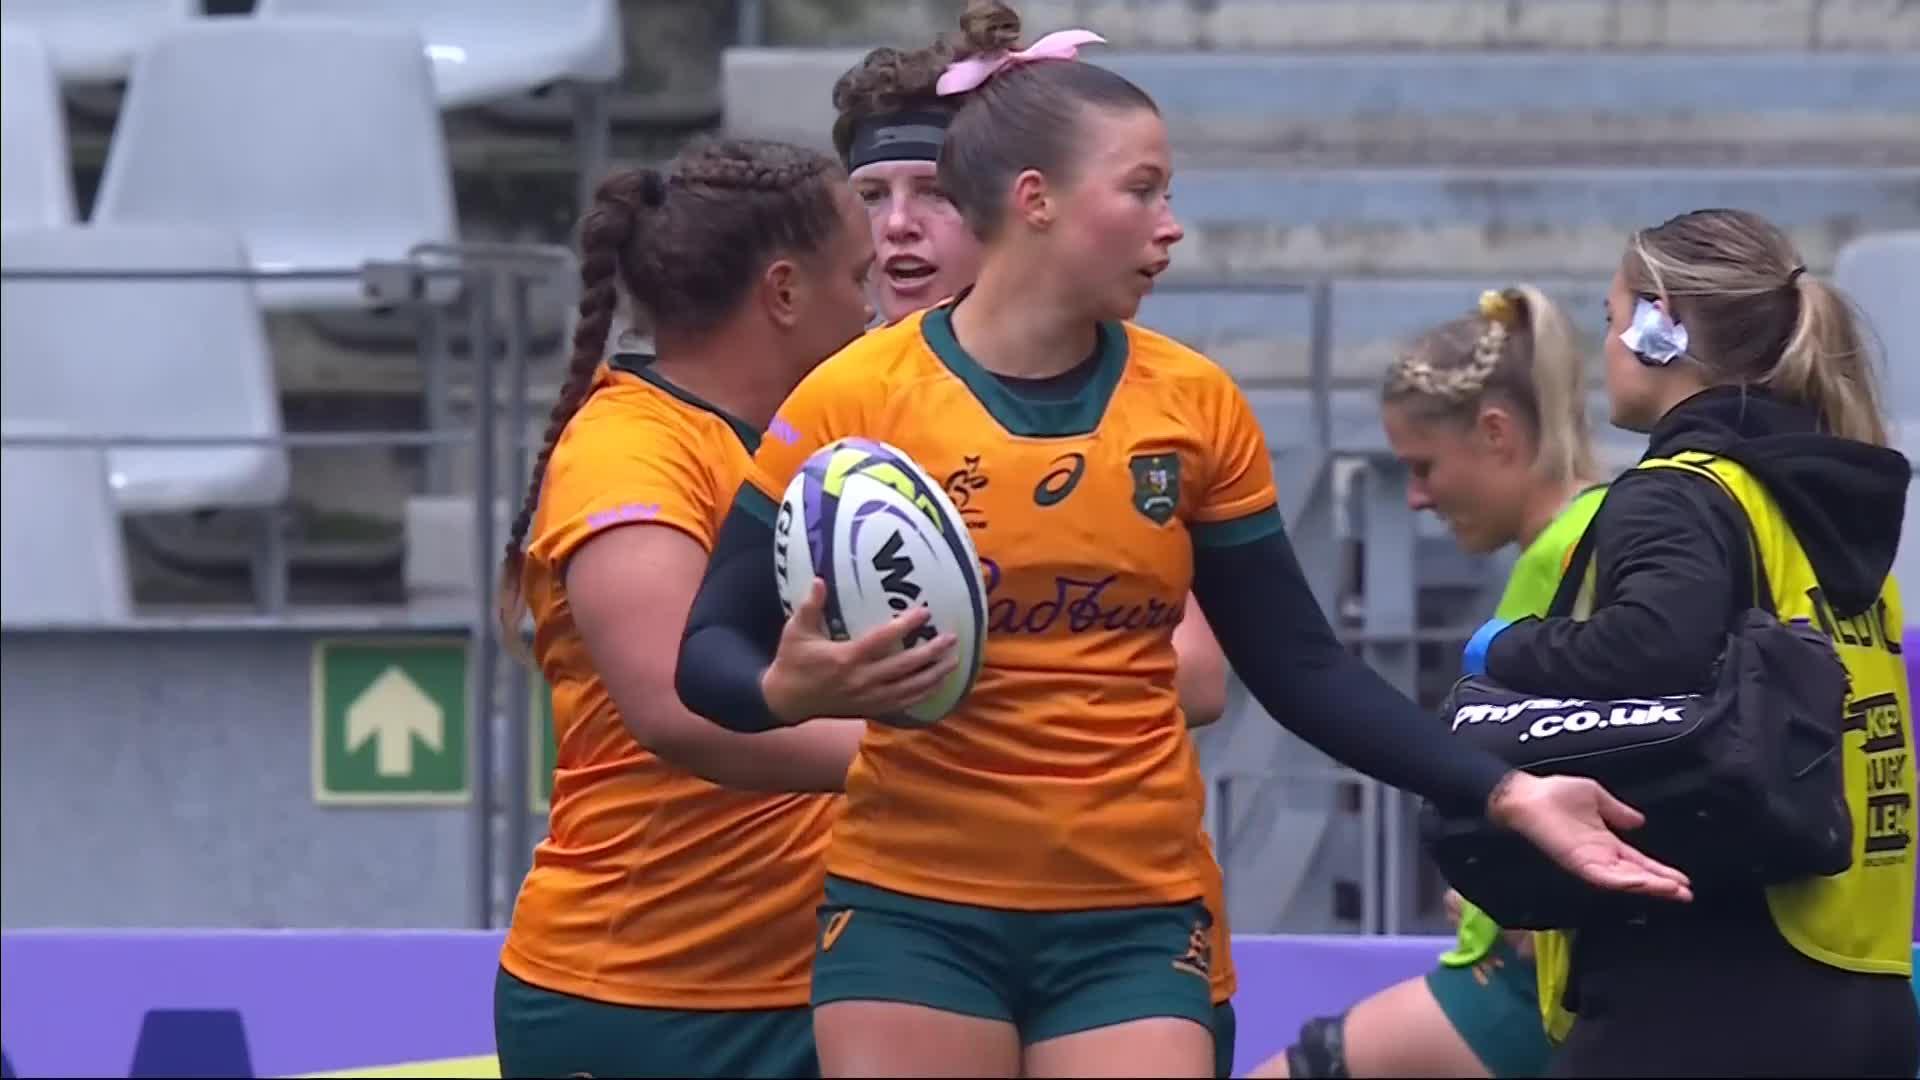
774,438,987,727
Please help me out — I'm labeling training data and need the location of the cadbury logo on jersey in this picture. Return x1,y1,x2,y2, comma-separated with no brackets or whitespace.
978,556,1182,635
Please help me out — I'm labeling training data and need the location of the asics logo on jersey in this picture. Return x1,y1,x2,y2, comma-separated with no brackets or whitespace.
979,557,1182,635
1033,453,1086,507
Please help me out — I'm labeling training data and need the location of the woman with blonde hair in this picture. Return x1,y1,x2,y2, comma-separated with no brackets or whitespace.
1469,208,1917,1076
1254,284,1606,1079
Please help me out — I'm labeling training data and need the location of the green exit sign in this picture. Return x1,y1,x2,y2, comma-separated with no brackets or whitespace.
311,638,470,805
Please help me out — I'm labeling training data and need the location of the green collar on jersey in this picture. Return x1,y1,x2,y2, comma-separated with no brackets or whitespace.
609,352,762,453
919,303,1129,438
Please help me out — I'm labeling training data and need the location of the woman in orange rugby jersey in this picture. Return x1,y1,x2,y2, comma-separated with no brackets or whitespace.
490,136,886,1079
829,34,1242,1079
680,3,1689,1076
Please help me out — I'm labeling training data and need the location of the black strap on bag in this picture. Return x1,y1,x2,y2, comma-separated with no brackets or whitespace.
1549,456,1771,620
1419,456,1852,930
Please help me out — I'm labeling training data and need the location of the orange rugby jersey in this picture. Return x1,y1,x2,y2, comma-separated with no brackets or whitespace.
500,355,839,1011
741,307,1279,943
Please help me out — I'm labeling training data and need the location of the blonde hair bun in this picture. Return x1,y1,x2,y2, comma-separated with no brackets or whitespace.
1479,289,1519,327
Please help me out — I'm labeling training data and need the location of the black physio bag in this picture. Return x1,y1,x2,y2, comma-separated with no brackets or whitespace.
1418,483,1854,930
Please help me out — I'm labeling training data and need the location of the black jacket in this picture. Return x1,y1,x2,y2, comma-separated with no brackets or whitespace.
1485,385,1910,699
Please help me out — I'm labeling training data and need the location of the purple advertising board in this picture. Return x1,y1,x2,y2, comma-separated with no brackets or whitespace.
2,930,1448,1078
9,928,1906,1078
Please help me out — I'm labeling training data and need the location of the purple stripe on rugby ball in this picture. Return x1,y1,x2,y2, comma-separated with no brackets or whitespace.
835,437,889,456
845,498,932,606
800,460,833,579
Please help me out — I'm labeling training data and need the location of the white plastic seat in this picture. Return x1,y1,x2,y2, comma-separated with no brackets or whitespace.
253,0,623,108
1834,231,1920,434
89,18,459,310
1,419,134,624
0,225,291,515
1,25,78,228
0,0,197,84
1834,230,1920,598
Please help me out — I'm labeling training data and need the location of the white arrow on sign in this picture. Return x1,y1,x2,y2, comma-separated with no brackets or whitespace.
345,665,445,777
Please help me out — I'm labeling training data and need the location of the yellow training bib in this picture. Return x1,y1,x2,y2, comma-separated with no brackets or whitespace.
1537,451,1916,1042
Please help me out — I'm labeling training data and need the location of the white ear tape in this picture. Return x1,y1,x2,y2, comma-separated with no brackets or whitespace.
1620,297,1690,366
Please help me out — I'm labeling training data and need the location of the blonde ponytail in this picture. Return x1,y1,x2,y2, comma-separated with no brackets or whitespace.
1772,274,1888,446
1382,283,1598,486
1623,208,1890,448
1508,283,1599,484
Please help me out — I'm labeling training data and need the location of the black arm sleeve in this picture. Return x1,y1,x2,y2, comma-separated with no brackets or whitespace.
1191,509,1511,815
1485,470,1749,699
675,488,789,733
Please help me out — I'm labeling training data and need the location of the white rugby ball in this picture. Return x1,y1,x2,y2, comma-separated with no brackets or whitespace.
773,437,987,728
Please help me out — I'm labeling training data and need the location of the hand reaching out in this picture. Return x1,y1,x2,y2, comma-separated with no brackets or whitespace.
1489,772,1694,904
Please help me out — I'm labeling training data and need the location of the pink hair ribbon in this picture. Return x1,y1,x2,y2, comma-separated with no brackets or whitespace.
935,29,1107,96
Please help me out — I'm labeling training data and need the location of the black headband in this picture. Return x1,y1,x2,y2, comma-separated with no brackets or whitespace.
846,108,952,171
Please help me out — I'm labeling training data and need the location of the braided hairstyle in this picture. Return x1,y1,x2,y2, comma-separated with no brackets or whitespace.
1383,284,1599,487
496,137,847,648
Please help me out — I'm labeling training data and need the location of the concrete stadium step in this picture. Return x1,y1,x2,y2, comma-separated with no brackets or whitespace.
1161,165,1919,276
1148,259,1915,396
756,0,1920,51
725,48,1920,165
1140,275,1611,386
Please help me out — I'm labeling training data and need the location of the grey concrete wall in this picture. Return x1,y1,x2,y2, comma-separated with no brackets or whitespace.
757,0,1920,51
724,48,1920,164
1,629,475,928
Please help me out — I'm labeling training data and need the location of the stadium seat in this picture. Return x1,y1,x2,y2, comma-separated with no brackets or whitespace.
0,26,78,229
252,0,623,212
89,18,459,310
252,0,623,110
1835,231,1920,437
1833,231,1920,594
1,420,133,625
0,0,197,84
1,224,292,605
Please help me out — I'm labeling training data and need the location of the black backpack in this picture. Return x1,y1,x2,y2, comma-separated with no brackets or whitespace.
1418,475,1854,929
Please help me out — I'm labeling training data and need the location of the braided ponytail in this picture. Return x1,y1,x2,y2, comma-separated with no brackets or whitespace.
495,169,663,652
1383,283,1598,487
495,139,847,656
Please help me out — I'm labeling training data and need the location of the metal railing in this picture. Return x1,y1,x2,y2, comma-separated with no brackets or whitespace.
1,243,572,929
